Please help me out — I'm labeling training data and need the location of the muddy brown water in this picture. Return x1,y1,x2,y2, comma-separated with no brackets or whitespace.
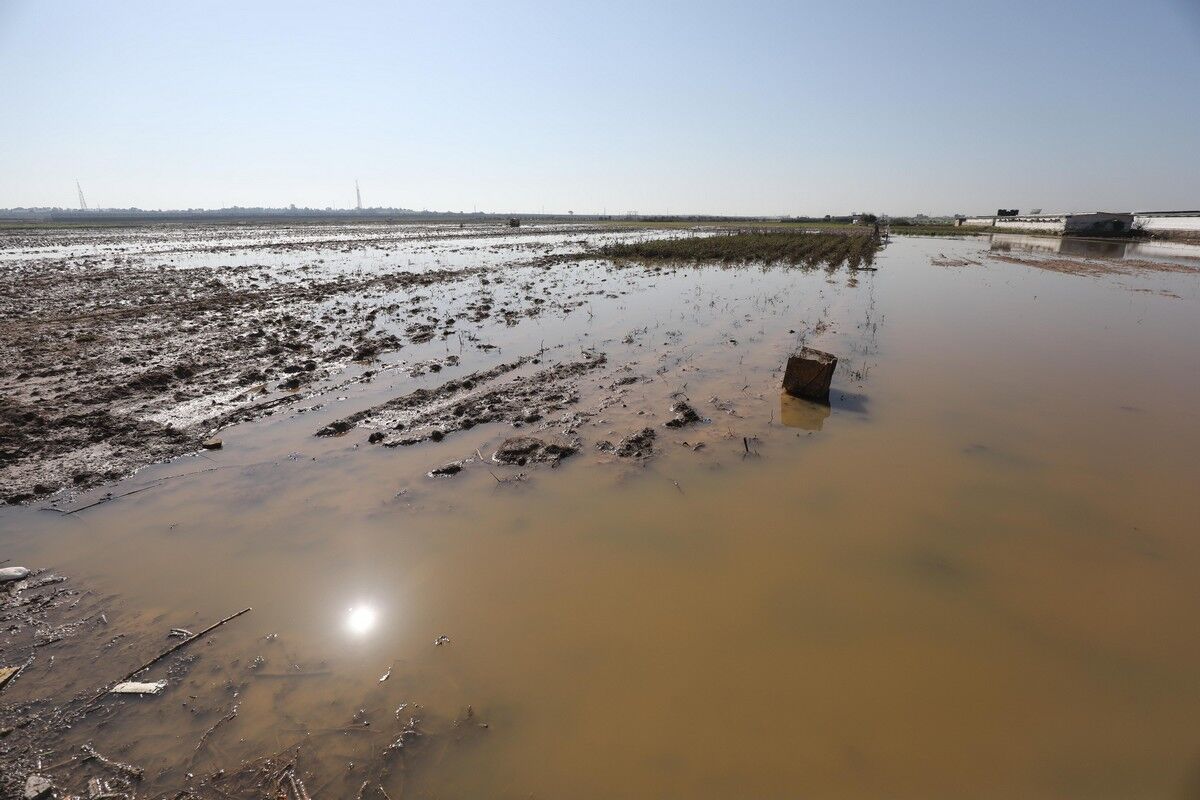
3,227,1200,798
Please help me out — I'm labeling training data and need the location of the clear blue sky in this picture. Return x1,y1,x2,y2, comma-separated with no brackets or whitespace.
1,0,1197,216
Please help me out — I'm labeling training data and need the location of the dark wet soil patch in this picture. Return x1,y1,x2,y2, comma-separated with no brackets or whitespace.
598,427,657,459
493,435,578,466
664,400,702,428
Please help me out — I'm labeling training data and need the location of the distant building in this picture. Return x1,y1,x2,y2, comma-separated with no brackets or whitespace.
1133,211,1200,236
957,212,1133,234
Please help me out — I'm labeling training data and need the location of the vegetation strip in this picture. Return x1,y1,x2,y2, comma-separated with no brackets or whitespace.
596,230,881,268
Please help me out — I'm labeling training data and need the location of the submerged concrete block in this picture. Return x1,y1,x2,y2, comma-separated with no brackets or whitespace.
782,347,837,401
779,392,831,431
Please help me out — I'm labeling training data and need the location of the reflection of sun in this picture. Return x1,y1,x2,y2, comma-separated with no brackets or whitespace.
346,605,377,635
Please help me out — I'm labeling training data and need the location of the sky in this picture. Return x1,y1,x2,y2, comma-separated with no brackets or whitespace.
1,0,1198,216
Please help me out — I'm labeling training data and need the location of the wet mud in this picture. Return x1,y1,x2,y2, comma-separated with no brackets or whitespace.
0,252,485,503
317,352,608,450
1,224,887,505
0,224,673,503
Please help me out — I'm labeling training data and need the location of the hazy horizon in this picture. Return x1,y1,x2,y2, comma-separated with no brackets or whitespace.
2,0,1198,216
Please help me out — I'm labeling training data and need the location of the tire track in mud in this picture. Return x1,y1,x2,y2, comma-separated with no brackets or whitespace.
315,352,610,448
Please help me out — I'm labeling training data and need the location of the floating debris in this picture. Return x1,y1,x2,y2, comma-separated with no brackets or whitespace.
0,666,21,691
81,742,144,780
110,680,166,695
23,774,52,799
0,566,31,583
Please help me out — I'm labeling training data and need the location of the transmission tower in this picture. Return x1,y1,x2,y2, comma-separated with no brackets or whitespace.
76,180,88,211
355,180,362,211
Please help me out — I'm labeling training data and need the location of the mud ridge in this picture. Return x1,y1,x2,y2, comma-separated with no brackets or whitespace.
322,353,610,447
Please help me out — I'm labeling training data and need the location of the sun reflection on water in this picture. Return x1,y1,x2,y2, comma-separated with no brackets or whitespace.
345,604,378,636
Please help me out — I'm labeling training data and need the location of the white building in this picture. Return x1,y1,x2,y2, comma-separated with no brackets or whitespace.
957,212,1133,235
1133,211,1200,236
995,214,1072,233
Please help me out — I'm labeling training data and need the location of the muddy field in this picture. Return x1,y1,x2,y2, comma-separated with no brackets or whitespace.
0,223,612,503
0,223,884,505
2,222,1200,799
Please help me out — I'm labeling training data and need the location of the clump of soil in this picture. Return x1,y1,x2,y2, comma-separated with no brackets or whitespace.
493,435,577,466
664,400,701,428
600,427,657,459
429,462,464,477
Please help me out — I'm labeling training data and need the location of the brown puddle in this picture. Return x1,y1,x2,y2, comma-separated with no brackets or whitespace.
2,225,1200,799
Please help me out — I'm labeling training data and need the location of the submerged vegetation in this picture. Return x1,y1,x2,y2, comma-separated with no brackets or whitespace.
597,230,881,269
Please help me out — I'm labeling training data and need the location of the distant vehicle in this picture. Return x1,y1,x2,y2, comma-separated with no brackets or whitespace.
997,209,1019,217
509,218,521,228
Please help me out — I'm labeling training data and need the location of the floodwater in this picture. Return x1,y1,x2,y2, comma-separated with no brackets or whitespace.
989,232,1200,267
3,227,1200,798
